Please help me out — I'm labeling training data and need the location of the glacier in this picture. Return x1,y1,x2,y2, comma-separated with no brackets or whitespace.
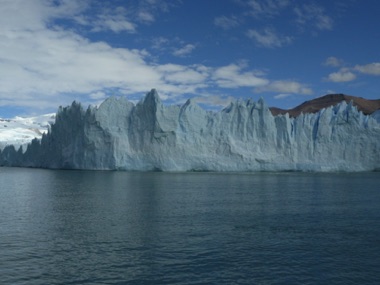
371,110,380,123
0,114,55,150
1,89,379,172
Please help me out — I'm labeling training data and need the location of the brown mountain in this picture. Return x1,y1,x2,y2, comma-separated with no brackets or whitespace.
270,94,380,117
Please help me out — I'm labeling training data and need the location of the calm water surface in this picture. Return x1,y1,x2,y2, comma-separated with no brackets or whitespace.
0,167,379,284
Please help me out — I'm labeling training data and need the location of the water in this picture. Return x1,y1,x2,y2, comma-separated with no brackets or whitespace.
0,167,379,285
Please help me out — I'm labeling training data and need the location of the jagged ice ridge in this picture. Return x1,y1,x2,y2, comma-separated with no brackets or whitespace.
1,89,379,171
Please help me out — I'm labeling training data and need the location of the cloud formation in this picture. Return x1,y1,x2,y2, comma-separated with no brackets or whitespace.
255,80,313,95
326,67,357,82
0,0,270,112
323,56,344,67
214,15,240,30
274,93,292,99
294,3,333,31
91,14,136,33
323,61,380,83
212,64,269,88
0,1,199,109
245,0,290,18
172,44,197,57
0,0,321,114
246,28,292,48
355,63,380,76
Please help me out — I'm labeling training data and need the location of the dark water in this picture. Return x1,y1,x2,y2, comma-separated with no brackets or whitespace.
0,167,379,285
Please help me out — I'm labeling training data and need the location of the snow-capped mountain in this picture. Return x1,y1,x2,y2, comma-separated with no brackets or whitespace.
0,114,55,150
1,89,379,172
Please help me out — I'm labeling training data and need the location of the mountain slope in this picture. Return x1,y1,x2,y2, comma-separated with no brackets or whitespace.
270,94,380,117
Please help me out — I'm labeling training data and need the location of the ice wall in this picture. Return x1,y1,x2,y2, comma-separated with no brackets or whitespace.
1,89,379,171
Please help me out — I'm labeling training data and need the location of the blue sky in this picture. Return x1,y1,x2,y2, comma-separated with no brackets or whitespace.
0,0,379,117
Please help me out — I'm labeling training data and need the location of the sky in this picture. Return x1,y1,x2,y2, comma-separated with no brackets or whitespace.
0,0,379,117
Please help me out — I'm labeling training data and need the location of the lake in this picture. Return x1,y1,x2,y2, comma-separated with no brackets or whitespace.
0,167,379,284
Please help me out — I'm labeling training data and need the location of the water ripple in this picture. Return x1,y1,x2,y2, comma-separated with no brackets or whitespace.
1,169,380,284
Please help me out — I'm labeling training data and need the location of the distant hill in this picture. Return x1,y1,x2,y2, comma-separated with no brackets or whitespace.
270,94,380,117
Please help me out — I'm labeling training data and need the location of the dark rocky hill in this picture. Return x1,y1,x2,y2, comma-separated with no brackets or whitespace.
270,94,380,117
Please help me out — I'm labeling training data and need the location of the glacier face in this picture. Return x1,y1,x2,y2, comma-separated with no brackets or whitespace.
1,89,379,172
371,110,380,123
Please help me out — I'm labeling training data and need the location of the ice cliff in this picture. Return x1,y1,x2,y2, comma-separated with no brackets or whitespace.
1,89,379,171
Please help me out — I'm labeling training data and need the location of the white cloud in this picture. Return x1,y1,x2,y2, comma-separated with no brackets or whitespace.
255,80,313,95
138,11,155,23
66,0,177,33
152,37,169,50
0,0,221,111
0,1,184,111
327,68,356,82
48,2,138,34
316,15,333,30
246,28,292,48
323,56,344,67
92,17,136,33
0,0,86,31
354,63,380,76
0,28,162,96
245,0,290,18
214,15,240,30
172,44,196,57
89,91,107,100
274,93,292,99
0,0,315,114
156,64,209,85
152,38,198,59
75,5,137,34
133,0,181,24
100,17,136,33
294,3,333,31
212,64,269,88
